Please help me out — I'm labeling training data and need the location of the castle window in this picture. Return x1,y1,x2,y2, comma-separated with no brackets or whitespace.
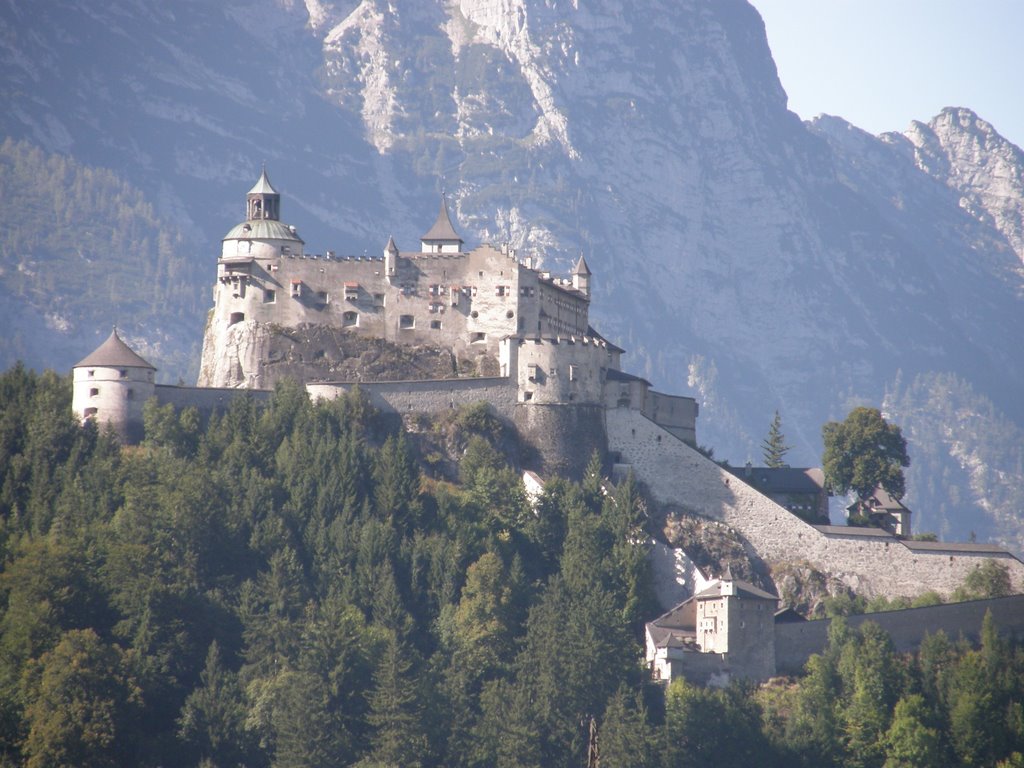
506,310,514,319
87,370,95,377
89,388,99,397
345,282,359,300
430,320,442,330
84,407,98,418
119,369,127,378
471,332,485,343
527,364,538,382
373,293,385,308
429,302,444,314
229,312,245,326
343,311,358,327
523,391,533,401
569,364,578,381
317,290,329,306
290,280,302,297
281,245,291,256
495,286,506,297
263,289,276,303
400,315,415,329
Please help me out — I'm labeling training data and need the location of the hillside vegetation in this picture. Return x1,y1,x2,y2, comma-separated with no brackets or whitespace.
1,365,1022,767
0,138,203,373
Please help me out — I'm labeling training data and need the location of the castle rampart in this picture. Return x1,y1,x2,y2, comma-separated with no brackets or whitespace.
605,408,1024,599
774,594,1024,675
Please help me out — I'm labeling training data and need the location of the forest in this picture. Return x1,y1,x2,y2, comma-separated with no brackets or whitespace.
0,364,1022,768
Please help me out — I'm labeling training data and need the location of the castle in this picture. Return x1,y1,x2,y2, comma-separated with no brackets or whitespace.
75,169,697,475
72,171,1024,684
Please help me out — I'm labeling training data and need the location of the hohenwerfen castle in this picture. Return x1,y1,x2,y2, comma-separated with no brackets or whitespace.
71,171,1024,671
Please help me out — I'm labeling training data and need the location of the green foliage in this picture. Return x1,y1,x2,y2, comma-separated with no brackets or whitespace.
822,406,910,501
2,363,1023,768
762,410,792,468
954,559,1014,601
0,139,201,369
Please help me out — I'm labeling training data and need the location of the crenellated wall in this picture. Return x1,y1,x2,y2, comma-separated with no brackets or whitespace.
606,408,1024,599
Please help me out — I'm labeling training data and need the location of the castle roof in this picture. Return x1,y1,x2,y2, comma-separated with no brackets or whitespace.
726,466,826,496
75,329,155,370
573,253,592,275
421,196,463,244
223,219,303,243
385,235,399,254
605,368,652,387
695,578,777,602
248,168,278,195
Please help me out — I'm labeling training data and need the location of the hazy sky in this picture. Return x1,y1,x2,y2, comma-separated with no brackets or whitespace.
749,0,1023,149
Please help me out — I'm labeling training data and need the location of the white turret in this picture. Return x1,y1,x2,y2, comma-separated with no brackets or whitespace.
72,329,156,442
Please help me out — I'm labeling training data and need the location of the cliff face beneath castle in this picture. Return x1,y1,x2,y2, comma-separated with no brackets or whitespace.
3,0,1024,550
198,321,469,389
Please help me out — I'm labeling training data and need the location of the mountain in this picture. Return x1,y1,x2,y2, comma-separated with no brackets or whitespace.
1,0,1022,550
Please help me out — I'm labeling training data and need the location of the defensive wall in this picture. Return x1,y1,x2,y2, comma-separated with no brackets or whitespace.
605,408,1024,599
774,594,1024,675
305,377,518,418
155,384,273,414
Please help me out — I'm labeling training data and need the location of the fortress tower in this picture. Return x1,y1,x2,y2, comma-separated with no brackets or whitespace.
72,329,156,442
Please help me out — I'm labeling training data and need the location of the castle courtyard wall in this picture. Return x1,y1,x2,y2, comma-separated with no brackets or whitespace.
605,408,1024,599
774,594,1024,675
306,377,519,419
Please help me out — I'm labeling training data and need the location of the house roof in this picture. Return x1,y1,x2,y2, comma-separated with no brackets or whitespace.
74,329,155,370
846,486,910,515
695,577,778,602
725,465,826,495
421,196,463,243
248,167,278,195
587,325,625,354
605,368,652,386
646,623,697,648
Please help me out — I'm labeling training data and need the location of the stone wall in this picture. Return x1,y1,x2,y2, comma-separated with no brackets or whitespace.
513,403,608,479
155,384,272,415
775,594,1024,675
606,409,1024,599
306,377,518,418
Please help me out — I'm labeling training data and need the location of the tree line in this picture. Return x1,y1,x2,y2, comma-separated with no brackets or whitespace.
0,364,1021,767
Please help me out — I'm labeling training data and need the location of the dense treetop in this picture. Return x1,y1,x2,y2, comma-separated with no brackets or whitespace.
0,366,1020,767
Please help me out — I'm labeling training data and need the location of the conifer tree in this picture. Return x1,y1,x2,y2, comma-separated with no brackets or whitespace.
761,410,792,468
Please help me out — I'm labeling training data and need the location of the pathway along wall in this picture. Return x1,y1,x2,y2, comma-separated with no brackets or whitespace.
605,408,1024,599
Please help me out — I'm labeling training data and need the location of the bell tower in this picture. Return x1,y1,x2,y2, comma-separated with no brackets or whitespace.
246,167,281,221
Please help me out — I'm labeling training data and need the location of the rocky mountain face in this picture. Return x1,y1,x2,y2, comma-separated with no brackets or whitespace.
1,0,1022,551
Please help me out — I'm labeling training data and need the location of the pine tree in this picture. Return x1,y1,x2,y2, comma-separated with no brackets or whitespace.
761,410,792,468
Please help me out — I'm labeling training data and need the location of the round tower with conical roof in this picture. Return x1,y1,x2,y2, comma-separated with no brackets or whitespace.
72,329,156,442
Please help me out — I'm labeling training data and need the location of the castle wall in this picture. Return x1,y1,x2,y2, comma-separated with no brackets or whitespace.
201,245,553,387
513,336,612,405
73,365,155,443
606,408,1024,599
512,403,608,478
305,377,519,419
155,384,272,414
644,390,698,445
774,595,1024,675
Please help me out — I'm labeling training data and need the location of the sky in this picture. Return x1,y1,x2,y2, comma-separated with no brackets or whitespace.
749,0,1024,149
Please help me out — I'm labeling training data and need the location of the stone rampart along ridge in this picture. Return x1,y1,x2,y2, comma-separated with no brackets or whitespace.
605,408,1024,599
775,595,1024,675
306,378,518,421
